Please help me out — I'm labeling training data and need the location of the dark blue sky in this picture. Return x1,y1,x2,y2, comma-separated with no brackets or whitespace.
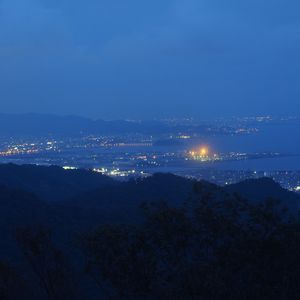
0,0,299,119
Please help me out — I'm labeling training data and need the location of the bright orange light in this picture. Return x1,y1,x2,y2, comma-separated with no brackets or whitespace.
200,147,209,156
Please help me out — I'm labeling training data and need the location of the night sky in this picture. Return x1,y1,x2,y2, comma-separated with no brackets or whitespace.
0,0,299,119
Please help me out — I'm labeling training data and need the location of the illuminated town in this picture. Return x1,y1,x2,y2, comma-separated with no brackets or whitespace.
0,115,299,193
188,146,219,161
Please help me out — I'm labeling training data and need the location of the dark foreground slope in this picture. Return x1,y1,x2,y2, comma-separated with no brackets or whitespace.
0,164,300,299
65,173,196,224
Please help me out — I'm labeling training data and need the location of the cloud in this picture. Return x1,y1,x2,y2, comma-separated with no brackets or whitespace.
1,0,299,63
0,0,299,118
0,0,72,58
95,0,300,65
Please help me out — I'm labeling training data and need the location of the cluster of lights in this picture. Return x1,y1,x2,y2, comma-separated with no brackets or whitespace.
106,143,152,147
0,141,59,157
63,166,77,170
0,148,39,156
189,146,219,162
93,167,138,177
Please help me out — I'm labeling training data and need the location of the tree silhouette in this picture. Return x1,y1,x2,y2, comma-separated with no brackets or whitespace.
0,261,33,300
79,190,300,299
16,226,81,300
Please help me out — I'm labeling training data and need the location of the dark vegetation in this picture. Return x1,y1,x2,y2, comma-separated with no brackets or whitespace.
0,164,115,201
0,164,300,299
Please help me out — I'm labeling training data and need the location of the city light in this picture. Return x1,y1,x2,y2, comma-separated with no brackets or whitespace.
63,166,77,170
0,119,298,190
200,147,209,157
189,146,215,162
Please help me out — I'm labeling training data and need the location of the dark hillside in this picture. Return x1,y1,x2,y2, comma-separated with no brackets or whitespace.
0,164,116,201
225,177,300,210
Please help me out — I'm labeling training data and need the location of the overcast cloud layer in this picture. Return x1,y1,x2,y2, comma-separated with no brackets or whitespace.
0,0,299,119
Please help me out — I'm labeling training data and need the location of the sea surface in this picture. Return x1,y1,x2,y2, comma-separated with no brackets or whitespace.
197,123,300,171
143,123,300,172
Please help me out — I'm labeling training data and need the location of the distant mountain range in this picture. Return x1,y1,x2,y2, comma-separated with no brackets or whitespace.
0,113,169,136
0,113,228,137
